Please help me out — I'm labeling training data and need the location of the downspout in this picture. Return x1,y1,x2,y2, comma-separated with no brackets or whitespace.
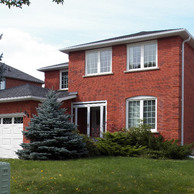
181,36,191,146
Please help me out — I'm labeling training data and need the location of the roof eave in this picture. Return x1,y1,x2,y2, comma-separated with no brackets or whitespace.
38,63,69,72
57,94,77,102
60,29,194,54
0,96,46,103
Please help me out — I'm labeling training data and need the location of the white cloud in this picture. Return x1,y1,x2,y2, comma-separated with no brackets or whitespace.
0,28,67,80
0,0,194,83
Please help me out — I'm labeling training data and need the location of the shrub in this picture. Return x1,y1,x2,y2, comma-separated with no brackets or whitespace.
95,133,146,156
81,135,100,157
85,124,193,160
161,140,193,159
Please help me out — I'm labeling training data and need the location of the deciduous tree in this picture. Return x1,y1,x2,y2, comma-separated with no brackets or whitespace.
0,0,64,8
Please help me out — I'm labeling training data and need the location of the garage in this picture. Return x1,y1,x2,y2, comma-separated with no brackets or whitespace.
0,114,23,159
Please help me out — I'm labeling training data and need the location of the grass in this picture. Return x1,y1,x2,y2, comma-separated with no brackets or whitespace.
1,157,194,194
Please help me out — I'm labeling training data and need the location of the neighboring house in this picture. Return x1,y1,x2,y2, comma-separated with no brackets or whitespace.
0,62,77,158
0,63,43,89
39,28,194,145
0,62,44,158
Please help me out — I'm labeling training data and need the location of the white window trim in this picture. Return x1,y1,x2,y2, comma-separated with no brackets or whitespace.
60,70,68,90
126,40,158,72
85,48,112,76
0,113,24,125
71,100,107,137
126,96,157,133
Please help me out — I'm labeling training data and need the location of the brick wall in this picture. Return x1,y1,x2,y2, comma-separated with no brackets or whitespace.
184,43,194,144
68,36,183,141
6,78,42,88
45,70,60,90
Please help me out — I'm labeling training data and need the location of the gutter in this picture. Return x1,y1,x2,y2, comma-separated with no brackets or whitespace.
38,62,69,72
60,28,188,53
0,96,46,103
0,92,78,103
181,36,191,146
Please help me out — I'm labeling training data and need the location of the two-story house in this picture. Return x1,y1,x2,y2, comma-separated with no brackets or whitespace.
2,28,193,159
39,28,194,145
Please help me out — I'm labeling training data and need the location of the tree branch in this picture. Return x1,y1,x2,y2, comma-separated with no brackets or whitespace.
0,0,64,8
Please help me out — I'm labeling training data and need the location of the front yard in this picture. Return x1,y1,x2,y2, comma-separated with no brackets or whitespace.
1,157,194,193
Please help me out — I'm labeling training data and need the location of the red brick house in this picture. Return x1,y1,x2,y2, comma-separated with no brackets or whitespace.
1,28,194,158
39,28,194,146
0,62,77,158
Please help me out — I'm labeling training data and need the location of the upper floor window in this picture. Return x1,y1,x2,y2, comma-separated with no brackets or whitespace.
60,70,68,90
0,79,5,90
86,48,112,76
126,96,157,132
127,41,157,71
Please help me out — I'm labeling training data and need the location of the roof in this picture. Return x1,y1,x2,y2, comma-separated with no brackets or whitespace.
38,62,68,72
60,28,194,53
0,62,44,84
0,84,77,103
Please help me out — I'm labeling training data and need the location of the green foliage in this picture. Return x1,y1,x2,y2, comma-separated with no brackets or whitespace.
3,157,194,193
16,90,88,160
95,135,146,156
84,124,193,159
81,135,100,157
0,0,64,8
124,124,164,149
160,139,193,159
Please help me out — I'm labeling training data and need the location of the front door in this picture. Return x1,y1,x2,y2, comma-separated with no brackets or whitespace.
72,101,107,137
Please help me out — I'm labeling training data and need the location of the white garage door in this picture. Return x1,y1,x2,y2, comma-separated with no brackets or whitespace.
0,116,23,159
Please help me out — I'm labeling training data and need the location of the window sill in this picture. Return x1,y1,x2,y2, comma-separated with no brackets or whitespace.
124,67,159,73
151,130,159,133
83,72,114,78
59,88,68,91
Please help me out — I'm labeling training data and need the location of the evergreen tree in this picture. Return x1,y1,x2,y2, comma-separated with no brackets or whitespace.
16,90,88,160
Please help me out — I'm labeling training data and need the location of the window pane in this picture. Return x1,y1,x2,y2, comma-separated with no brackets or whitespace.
14,117,23,124
143,100,155,128
61,71,68,89
0,79,5,90
86,52,98,74
144,43,156,68
129,46,141,69
100,49,111,73
128,101,140,128
3,118,12,124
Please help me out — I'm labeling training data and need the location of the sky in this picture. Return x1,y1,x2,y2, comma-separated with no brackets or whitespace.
0,0,194,80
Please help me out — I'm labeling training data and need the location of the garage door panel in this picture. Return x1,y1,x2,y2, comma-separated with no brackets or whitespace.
13,128,23,134
0,116,23,159
2,138,11,145
13,139,22,146
2,128,11,134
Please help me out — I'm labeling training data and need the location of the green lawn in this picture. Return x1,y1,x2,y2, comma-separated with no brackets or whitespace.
1,157,194,194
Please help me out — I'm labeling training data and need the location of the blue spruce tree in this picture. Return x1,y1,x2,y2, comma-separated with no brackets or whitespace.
16,90,88,160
